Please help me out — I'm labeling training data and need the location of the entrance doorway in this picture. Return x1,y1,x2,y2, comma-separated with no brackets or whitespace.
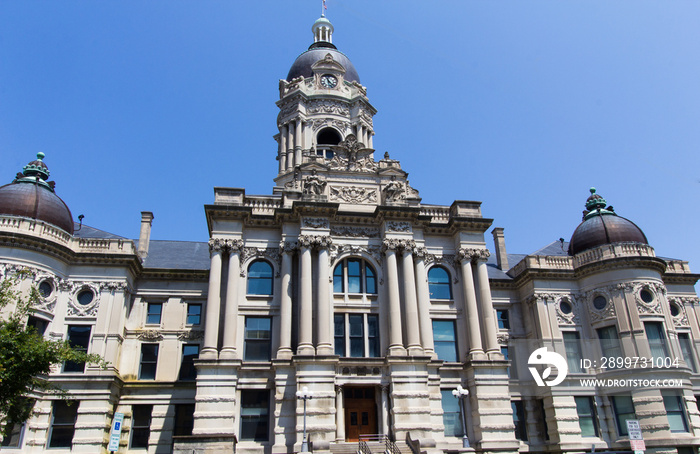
344,387,377,442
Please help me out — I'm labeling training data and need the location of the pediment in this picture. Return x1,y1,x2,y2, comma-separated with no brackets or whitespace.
311,53,347,75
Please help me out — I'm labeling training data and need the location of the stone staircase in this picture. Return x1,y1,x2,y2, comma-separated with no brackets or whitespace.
330,438,413,454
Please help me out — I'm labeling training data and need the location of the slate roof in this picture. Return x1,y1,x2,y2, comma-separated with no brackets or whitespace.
72,223,126,240
140,240,210,270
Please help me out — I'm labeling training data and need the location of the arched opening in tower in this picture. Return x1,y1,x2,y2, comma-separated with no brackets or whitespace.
315,128,341,159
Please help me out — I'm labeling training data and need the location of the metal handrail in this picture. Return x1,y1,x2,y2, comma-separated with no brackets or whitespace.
358,439,372,454
357,434,400,454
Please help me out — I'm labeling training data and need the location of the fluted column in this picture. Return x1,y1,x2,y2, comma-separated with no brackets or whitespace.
383,240,406,356
298,236,314,355
220,240,243,360
316,236,334,355
294,119,302,166
458,249,483,358
336,386,345,441
277,242,295,360
279,125,287,173
475,251,500,355
201,239,224,359
414,248,435,357
401,243,422,355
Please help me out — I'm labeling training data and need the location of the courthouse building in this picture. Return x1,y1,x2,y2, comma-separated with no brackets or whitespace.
1,14,700,454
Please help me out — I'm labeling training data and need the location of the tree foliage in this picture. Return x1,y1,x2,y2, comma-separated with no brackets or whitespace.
0,272,105,429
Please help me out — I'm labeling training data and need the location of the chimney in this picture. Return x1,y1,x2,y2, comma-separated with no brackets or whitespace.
138,211,154,260
491,227,509,271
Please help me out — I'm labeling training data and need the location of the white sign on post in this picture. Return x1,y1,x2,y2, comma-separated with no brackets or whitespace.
108,412,124,452
626,419,643,440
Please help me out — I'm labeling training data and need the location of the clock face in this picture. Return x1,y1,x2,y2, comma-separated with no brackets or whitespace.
320,74,338,88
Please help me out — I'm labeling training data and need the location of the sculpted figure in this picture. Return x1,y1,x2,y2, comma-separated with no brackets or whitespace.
303,170,326,195
383,176,405,202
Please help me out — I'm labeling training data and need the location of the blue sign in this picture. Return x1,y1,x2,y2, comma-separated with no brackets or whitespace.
108,412,124,452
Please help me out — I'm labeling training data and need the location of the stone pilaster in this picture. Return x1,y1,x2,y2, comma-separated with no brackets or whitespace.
201,238,224,360
221,239,243,360
277,241,296,360
383,239,406,356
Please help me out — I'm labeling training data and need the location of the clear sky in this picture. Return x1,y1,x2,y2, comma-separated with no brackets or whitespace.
1,1,699,273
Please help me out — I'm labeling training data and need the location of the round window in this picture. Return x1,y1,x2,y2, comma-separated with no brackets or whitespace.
640,289,654,303
593,295,607,310
77,290,94,306
670,303,681,317
560,300,572,314
38,281,53,298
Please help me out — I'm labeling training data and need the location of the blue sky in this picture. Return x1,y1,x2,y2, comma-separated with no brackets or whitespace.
1,1,699,272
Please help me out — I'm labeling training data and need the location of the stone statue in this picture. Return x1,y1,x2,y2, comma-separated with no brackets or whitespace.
383,176,404,202
303,170,326,196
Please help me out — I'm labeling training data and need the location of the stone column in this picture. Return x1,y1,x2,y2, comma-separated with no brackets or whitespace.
475,251,500,355
316,236,334,355
414,248,435,357
383,240,406,356
298,236,314,355
277,242,295,360
279,125,287,173
336,386,345,442
401,243,423,355
457,249,483,358
368,131,373,149
294,119,303,166
381,385,390,436
287,124,295,170
220,240,244,360
201,239,224,360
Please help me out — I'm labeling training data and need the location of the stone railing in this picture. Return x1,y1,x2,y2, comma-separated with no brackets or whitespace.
0,215,136,256
664,259,693,274
573,242,655,268
419,205,450,224
510,255,575,276
244,196,282,216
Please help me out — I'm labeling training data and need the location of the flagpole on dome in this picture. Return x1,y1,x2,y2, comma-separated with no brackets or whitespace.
321,0,327,17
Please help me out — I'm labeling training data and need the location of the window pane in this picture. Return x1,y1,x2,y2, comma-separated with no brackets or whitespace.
563,332,583,373
139,344,158,380
334,314,345,356
511,401,528,441
367,315,379,357
64,326,91,373
49,401,78,448
612,395,635,436
441,389,463,437
240,390,269,441
146,303,162,324
598,326,622,370
497,310,510,329
679,334,696,372
0,422,23,447
575,397,598,437
247,261,273,295
663,394,688,432
130,405,152,449
174,404,195,436
365,265,377,294
428,267,452,300
349,315,364,357
187,304,201,325
179,344,199,380
245,318,271,361
333,264,344,293
433,320,457,362
347,260,361,293
645,322,668,362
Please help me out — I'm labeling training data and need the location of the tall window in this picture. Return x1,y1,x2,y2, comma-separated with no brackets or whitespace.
428,266,452,300
139,344,159,380
27,316,48,335
511,401,528,441
611,395,636,436
240,390,270,441
575,396,599,437
496,309,510,329
441,390,463,437
173,404,195,436
48,401,78,449
678,333,697,372
247,261,273,295
179,344,199,380
334,314,379,357
186,303,202,325
597,325,622,370
663,393,689,432
64,325,91,373
501,346,517,378
130,405,153,449
1,422,24,448
433,320,458,362
563,331,583,373
146,303,162,325
244,317,271,361
645,322,668,362
333,258,376,295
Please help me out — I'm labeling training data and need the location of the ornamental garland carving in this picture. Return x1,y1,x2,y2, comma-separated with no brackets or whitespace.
627,282,666,316
554,294,580,326
329,186,377,204
66,282,101,317
584,288,617,323
423,253,457,270
329,225,379,238
386,221,411,233
239,248,281,277
32,272,59,314
138,330,164,341
307,99,350,116
178,330,204,341
330,244,382,263
302,218,329,229
667,296,691,327
457,248,491,262
311,118,350,133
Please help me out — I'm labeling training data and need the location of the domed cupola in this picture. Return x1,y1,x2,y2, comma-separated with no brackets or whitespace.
568,188,648,256
0,153,75,234
286,15,361,83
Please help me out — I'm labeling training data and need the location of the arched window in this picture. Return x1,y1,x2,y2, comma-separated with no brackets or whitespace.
333,258,377,295
315,128,341,159
428,266,452,300
247,260,273,295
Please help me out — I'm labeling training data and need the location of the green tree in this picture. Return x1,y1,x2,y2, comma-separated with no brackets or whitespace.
0,272,105,430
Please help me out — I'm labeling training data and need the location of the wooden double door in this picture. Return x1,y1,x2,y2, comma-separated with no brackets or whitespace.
344,387,377,442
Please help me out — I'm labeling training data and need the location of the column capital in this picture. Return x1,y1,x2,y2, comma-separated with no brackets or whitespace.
413,246,428,258
280,241,298,254
457,247,490,263
224,239,244,253
298,234,332,250
381,238,416,254
209,238,226,253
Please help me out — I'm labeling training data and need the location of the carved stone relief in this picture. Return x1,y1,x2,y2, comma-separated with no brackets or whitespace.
386,221,411,233
307,99,350,116
329,226,379,238
302,218,330,229
138,330,164,342
178,330,204,341
329,186,377,204
585,288,617,323
240,248,282,277
66,282,101,317
302,171,327,196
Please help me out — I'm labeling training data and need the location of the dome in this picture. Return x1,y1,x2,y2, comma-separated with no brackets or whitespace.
0,153,74,234
568,188,647,256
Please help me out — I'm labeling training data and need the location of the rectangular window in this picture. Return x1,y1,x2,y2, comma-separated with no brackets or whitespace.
563,331,584,373
441,390,463,437
173,404,195,436
367,315,379,357
64,325,91,373
244,317,271,361
663,394,689,432
146,303,162,325
497,310,510,329
27,316,48,335
611,395,635,436
347,259,362,293
537,399,549,441
186,303,201,325
433,320,457,362
139,344,159,380
130,405,153,449
678,333,697,372
178,344,199,381
334,314,380,358
645,322,668,362
349,314,364,357
501,346,511,378
334,314,345,356
240,390,269,441
598,325,622,370
48,401,78,449
575,396,599,437
511,401,528,441
1,422,24,448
